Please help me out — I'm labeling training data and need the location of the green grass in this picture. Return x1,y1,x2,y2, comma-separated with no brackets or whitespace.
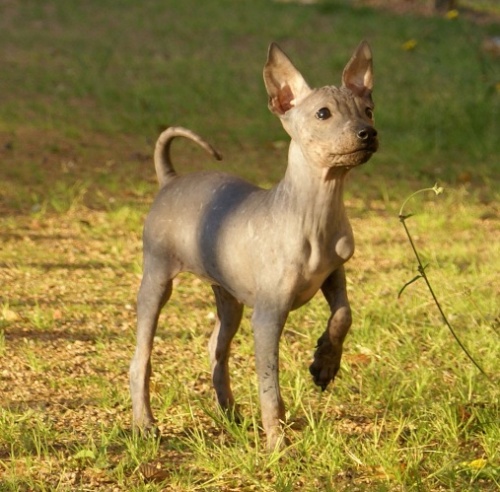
1,0,499,211
461,0,500,15
0,0,499,490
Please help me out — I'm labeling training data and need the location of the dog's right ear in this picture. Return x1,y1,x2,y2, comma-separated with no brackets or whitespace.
263,43,311,116
342,40,373,99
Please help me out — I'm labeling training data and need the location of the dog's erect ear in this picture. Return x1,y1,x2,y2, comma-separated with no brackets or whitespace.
342,40,373,98
263,43,312,116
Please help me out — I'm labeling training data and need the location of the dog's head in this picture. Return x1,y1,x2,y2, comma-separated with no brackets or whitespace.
263,41,378,169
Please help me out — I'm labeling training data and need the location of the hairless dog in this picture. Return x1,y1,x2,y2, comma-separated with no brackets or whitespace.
130,41,378,449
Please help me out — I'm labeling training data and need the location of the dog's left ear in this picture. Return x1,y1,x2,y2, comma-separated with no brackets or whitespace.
342,40,373,98
263,43,312,116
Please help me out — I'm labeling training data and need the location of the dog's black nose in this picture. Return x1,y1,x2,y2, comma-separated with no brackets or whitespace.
357,126,377,141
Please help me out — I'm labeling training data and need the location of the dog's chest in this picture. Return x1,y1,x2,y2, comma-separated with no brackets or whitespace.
287,227,353,308
302,209,355,268
307,229,354,271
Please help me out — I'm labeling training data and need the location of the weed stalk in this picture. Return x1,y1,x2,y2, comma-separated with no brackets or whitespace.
398,184,488,378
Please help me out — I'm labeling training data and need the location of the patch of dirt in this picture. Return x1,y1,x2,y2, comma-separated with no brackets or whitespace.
0,128,154,215
356,0,500,23
357,0,436,16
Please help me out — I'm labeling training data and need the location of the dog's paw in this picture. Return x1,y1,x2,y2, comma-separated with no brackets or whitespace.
133,421,160,439
265,428,291,452
309,359,339,391
309,334,342,390
143,424,161,439
217,403,243,425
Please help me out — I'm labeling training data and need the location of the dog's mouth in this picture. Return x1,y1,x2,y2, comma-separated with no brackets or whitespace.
329,143,378,168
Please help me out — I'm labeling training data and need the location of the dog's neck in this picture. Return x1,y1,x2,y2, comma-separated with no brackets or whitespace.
274,140,350,233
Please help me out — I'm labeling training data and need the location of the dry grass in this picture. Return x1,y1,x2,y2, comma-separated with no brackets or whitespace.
1,0,499,490
1,189,499,490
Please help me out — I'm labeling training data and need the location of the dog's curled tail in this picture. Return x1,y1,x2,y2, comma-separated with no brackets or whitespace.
154,127,223,188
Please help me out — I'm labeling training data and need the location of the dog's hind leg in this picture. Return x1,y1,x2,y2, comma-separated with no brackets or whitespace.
130,254,176,432
209,285,244,414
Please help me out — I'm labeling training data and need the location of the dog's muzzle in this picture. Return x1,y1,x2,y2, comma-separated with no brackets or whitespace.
356,125,378,144
354,124,378,162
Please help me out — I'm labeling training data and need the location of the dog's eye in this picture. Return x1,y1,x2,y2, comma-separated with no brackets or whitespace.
365,107,374,119
316,107,331,120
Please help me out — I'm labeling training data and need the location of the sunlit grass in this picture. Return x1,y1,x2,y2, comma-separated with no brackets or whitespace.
0,0,499,490
1,186,498,490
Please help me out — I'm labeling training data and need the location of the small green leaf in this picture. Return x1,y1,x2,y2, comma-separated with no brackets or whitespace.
398,275,422,298
432,183,444,195
74,449,96,460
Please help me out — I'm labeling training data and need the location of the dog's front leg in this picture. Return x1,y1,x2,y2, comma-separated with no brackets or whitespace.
251,303,289,450
309,266,352,391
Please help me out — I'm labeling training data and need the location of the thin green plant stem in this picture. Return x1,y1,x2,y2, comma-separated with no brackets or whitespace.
398,185,489,379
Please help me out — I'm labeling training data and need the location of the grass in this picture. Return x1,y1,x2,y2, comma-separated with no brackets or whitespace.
0,0,499,490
